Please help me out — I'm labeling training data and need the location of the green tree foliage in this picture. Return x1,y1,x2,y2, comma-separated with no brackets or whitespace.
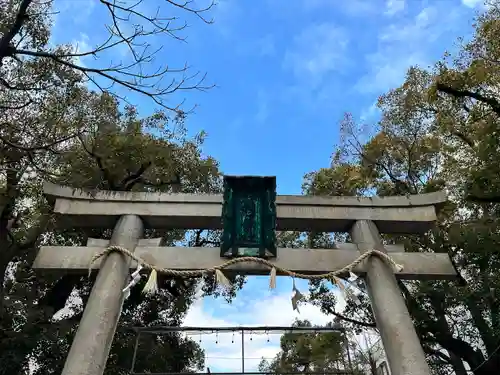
0,1,230,373
258,320,358,375
0,88,237,374
303,2,500,374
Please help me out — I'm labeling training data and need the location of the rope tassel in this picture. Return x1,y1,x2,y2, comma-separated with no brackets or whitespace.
87,246,404,306
331,276,345,290
269,267,277,290
393,263,404,272
142,269,158,295
348,271,358,282
215,269,232,288
291,279,305,312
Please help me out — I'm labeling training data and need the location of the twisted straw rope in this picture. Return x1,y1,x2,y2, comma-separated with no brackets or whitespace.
89,245,403,281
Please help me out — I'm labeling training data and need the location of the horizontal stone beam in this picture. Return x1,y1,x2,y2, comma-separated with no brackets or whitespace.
33,246,456,280
86,241,405,253
44,183,447,234
33,243,405,272
86,238,163,247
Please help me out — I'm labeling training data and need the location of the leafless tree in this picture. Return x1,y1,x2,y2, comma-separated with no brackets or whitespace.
0,0,215,114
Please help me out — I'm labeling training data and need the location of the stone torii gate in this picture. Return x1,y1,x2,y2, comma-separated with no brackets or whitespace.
33,180,456,375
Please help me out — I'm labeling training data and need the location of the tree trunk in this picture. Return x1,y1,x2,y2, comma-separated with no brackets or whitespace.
466,297,498,354
448,351,468,375
398,281,489,374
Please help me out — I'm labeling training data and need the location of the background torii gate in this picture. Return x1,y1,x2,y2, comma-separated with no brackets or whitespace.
33,181,457,375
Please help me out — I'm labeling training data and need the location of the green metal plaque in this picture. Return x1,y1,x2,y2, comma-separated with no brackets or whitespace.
221,176,277,258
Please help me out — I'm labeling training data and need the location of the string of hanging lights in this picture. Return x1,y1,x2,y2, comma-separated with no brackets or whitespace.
126,325,354,375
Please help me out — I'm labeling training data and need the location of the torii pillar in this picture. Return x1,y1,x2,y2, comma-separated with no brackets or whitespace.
33,182,455,375
351,220,431,375
64,215,144,375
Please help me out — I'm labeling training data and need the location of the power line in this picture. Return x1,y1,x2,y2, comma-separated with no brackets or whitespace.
205,356,275,360
129,325,346,334
469,342,500,373
130,324,354,375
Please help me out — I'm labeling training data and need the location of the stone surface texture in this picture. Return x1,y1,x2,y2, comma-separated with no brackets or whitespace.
351,220,432,375
38,183,452,375
61,215,144,375
34,245,456,279
44,182,447,233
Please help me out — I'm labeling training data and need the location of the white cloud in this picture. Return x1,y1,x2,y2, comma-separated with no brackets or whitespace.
378,6,439,43
360,101,380,122
181,278,377,372
356,51,427,94
183,286,336,329
283,23,348,88
71,34,90,67
182,293,287,371
356,4,465,94
461,0,483,8
53,0,97,26
385,0,405,16
301,0,378,16
212,0,242,38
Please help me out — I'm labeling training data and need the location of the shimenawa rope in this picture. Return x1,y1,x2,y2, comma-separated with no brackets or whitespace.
88,245,404,297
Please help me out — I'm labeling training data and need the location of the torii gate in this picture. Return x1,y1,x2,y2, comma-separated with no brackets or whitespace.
33,179,456,375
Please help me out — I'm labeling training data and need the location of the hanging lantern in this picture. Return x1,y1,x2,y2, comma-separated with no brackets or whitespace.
220,175,277,258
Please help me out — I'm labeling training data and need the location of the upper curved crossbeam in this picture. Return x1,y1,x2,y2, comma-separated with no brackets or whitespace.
43,182,447,234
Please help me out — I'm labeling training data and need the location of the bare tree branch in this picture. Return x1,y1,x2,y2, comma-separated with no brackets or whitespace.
436,83,500,117
0,0,33,63
322,304,377,329
0,126,84,152
77,135,117,190
0,0,217,113
466,194,500,203
122,161,152,190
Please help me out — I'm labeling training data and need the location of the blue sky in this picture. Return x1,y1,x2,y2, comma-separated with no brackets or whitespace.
51,0,484,371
